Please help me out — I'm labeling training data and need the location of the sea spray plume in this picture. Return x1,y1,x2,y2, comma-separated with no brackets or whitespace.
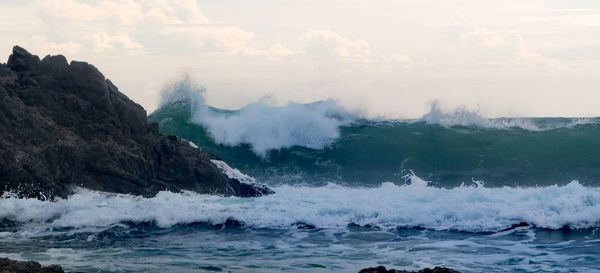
197,101,356,157
159,74,210,118
420,101,538,130
160,77,357,157
421,101,493,128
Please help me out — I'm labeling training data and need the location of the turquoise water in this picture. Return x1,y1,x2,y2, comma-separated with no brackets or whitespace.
149,99,600,187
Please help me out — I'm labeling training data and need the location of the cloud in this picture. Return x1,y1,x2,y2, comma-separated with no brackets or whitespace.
266,44,299,58
461,26,507,48
35,0,211,25
28,35,82,56
160,25,257,55
35,0,145,24
304,29,370,62
33,0,293,57
459,24,563,69
85,32,143,53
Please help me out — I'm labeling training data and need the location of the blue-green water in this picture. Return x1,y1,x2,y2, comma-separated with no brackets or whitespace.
150,98,600,188
2,86,600,272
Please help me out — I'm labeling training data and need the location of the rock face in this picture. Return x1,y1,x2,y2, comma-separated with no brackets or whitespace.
0,46,272,199
359,266,460,273
0,258,64,273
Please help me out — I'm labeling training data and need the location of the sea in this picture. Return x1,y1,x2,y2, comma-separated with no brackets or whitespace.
1,81,599,272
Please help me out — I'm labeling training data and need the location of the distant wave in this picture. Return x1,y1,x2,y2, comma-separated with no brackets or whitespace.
1,175,599,234
419,102,598,131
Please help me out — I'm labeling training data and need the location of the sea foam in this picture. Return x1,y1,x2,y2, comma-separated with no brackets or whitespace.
1,176,599,234
160,77,355,156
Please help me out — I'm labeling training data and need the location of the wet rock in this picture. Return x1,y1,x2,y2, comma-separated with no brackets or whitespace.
359,266,461,273
0,258,64,273
0,46,273,199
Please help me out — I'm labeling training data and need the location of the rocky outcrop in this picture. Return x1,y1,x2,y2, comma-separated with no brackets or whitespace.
359,266,460,273
0,46,272,199
0,258,64,273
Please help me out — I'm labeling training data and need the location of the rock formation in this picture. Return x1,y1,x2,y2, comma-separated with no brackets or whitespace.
0,46,272,199
359,266,461,273
0,258,64,273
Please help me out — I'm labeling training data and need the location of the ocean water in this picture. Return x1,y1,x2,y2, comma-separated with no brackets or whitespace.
2,82,600,272
1,181,600,272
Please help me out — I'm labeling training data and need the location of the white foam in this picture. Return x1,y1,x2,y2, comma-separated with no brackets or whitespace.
1,176,599,234
419,102,598,130
210,159,256,185
160,77,356,157
187,141,198,149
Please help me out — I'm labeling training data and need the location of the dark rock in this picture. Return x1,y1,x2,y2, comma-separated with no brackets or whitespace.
6,46,40,72
498,221,531,232
359,266,461,273
0,46,273,199
0,258,64,273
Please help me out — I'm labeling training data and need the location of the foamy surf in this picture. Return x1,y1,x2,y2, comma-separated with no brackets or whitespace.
2,176,599,235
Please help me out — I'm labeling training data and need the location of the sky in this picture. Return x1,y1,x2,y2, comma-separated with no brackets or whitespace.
1,0,600,118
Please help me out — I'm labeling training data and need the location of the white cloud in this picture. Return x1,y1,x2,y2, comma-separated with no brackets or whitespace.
35,0,144,24
142,0,212,25
85,32,143,53
29,35,82,56
266,44,298,57
459,24,564,69
304,29,370,62
35,0,218,26
461,26,507,48
33,0,297,57
161,25,257,55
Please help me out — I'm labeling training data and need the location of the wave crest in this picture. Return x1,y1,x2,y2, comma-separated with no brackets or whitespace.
161,77,355,156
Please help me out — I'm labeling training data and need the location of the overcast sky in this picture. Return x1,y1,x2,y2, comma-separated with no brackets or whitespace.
1,0,600,117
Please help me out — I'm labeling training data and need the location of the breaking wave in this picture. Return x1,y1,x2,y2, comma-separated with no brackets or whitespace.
1,176,599,234
160,77,355,156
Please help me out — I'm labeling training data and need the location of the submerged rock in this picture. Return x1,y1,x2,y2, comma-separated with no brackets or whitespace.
0,46,272,199
359,266,460,273
0,258,64,273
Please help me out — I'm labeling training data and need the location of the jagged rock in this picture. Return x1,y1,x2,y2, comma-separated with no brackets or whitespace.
0,258,64,273
0,46,273,199
359,266,461,273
